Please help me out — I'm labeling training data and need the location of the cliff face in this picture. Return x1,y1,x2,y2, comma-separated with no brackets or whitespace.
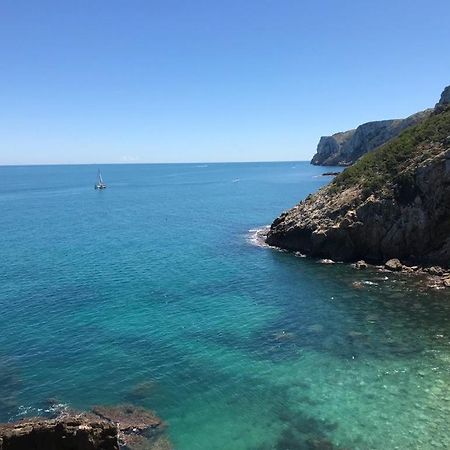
267,88,450,268
311,110,432,166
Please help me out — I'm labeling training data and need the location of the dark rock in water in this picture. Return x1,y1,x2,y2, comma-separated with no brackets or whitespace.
267,86,450,269
384,258,403,271
0,415,119,450
0,405,170,450
322,172,340,176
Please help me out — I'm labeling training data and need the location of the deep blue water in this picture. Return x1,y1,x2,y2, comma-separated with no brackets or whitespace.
0,162,449,449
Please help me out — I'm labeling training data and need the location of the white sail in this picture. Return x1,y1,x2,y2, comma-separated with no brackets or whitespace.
95,169,106,189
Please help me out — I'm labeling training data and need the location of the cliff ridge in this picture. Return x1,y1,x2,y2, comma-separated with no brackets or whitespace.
311,110,432,166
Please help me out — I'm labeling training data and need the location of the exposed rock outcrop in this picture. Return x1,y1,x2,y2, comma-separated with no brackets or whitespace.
436,85,450,111
267,87,450,270
311,110,432,166
0,405,170,450
385,258,403,271
0,415,119,450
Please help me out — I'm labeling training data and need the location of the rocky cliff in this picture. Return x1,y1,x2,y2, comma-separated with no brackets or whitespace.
311,110,432,166
267,87,450,268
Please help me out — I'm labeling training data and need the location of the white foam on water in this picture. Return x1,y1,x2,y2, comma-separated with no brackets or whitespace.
247,226,270,248
14,402,70,420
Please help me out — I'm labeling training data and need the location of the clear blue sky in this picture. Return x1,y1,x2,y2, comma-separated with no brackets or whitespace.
1,0,449,165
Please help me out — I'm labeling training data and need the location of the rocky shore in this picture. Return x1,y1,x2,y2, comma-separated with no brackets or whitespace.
267,86,450,279
0,404,170,450
354,258,450,289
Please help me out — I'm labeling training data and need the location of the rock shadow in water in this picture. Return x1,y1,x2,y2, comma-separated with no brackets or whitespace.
0,358,21,422
256,404,349,450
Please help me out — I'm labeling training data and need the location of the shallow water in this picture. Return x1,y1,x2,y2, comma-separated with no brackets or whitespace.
0,162,449,449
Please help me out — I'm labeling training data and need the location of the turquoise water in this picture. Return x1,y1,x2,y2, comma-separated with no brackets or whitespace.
0,162,449,449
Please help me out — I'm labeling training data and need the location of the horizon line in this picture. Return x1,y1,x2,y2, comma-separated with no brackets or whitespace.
0,159,314,168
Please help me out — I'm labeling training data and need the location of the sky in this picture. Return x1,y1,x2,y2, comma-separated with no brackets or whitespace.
1,0,450,165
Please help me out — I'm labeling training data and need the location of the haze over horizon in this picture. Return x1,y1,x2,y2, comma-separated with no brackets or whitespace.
1,0,450,165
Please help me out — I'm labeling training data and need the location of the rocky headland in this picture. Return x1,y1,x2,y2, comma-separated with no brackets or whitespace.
311,110,432,166
267,86,450,282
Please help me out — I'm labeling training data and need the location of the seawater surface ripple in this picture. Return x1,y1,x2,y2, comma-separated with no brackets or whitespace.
0,162,449,449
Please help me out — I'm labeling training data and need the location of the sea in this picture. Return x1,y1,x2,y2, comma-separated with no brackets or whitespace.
0,162,448,449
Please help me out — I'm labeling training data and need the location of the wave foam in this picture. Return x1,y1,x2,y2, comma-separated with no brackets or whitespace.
247,226,271,247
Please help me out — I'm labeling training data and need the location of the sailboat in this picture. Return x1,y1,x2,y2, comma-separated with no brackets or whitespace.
94,169,107,190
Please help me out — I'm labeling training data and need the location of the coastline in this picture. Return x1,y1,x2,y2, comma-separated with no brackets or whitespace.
266,88,450,277
252,226,450,289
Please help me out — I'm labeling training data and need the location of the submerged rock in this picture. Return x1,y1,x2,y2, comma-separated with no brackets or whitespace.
126,381,158,403
122,433,172,450
92,405,162,435
91,405,167,450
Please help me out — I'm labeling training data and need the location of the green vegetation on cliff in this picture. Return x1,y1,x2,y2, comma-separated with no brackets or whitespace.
267,87,450,267
332,105,450,197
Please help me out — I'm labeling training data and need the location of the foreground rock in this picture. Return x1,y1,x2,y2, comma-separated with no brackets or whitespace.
0,405,170,450
0,415,119,450
311,109,431,166
384,258,403,271
267,87,450,271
